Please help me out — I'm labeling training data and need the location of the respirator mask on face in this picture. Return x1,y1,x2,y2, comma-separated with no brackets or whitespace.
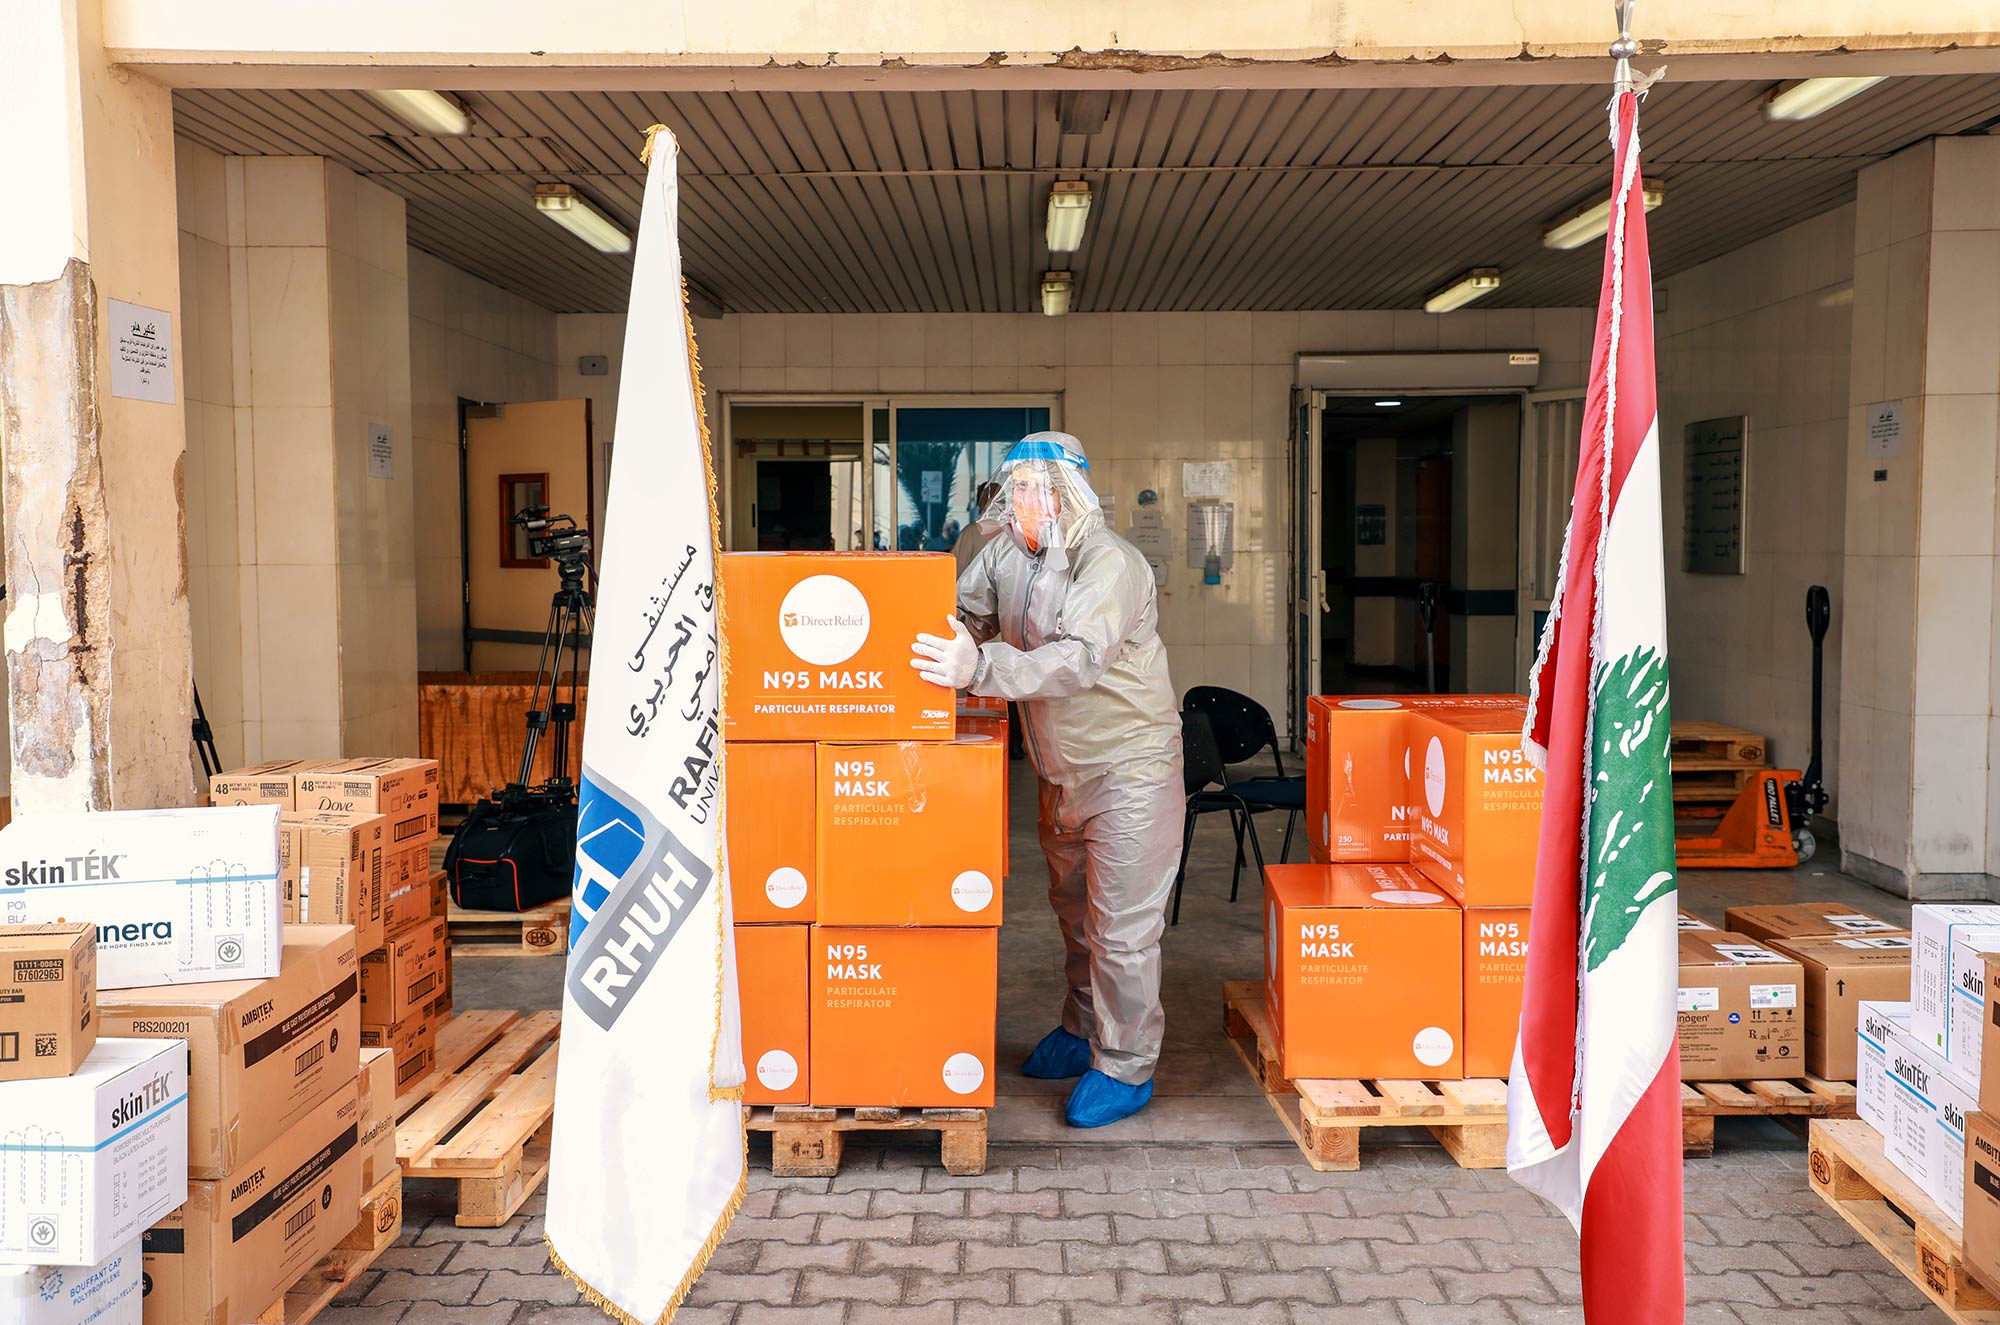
1009,470,1059,554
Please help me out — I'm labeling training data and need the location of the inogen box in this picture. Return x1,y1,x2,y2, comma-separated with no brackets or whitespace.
0,806,281,989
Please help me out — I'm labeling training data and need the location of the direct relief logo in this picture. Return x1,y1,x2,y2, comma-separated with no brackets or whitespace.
778,575,871,666
1424,736,1448,818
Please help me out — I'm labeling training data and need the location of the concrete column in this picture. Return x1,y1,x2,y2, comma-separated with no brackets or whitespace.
0,0,194,812
1840,136,2000,899
1450,400,1521,693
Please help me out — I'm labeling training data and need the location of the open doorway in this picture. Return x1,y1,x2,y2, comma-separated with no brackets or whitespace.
728,403,868,552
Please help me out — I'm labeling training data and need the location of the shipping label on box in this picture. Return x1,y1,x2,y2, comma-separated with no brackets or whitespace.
0,1239,143,1325
208,759,321,811
282,812,386,955
735,924,809,1105
0,1038,187,1266
0,806,282,989
100,925,359,1180
1676,931,1804,1078
811,927,996,1107
1264,863,1464,1081
815,738,1004,927
0,922,96,1082
720,552,957,743
1769,932,1911,1081
1677,911,1715,931
1722,902,1900,947
1912,905,2000,1060
360,918,445,1026
726,743,817,923
294,759,439,841
1407,710,1543,907
142,1083,362,1325
1858,1001,1910,1134
356,1047,397,1190
1883,1019,1977,1225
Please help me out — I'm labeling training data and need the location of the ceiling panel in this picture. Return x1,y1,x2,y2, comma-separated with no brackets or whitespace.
171,79,2000,315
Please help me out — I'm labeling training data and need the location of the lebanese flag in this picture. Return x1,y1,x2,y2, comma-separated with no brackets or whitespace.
1506,89,1685,1323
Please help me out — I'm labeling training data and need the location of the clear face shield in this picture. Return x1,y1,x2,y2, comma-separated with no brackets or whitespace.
979,454,1101,568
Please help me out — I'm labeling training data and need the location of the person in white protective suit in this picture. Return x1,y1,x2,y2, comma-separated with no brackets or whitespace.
910,432,1182,1128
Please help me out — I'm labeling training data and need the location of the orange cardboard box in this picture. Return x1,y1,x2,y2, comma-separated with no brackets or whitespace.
720,552,956,743
1408,709,1544,906
726,743,817,923
812,927,997,1106
1302,695,1524,863
735,924,809,1105
816,737,1004,926
1263,862,1464,1080
1463,907,1531,1079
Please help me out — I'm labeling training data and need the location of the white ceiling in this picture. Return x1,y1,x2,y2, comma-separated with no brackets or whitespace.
172,78,2000,316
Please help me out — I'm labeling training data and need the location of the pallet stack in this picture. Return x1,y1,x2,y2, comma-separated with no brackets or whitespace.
718,551,1004,1175
1668,719,1769,819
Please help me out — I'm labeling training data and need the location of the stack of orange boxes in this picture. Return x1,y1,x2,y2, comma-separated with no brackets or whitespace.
209,756,447,1091
722,552,1004,1109
1269,695,1539,1082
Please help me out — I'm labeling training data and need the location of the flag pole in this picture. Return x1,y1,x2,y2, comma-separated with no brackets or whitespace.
1612,0,1637,90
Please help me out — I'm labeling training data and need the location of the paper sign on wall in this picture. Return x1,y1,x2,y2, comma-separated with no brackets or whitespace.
1128,524,1170,587
368,424,395,479
1182,461,1233,500
1187,502,1235,571
1866,401,1903,460
108,298,175,403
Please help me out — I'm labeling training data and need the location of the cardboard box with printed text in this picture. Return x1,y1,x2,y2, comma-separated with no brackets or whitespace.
1767,932,1911,1081
360,917,446,1027
1963,1109,2000,1292
0,1240,143,1325
1911,905,2000,1064
1463,907,1530,1080
280,812,386,956
725,742,816,924
207,759,320,810
735,924,809,1105
811,927,996,1107
359,1009,436,1092
0,922,96,1082
1407,710,1543,907
1857,1000,1910,1135
356,1047,398,1189
1880,1016,1976,1224
815,738,1004,927
1721,901,1900,948
1677,931,1804,1079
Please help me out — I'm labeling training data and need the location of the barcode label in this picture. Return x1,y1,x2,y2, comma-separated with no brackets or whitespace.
1678,987,1719,1013
1751,983,1798,1009
295,1042,326,1076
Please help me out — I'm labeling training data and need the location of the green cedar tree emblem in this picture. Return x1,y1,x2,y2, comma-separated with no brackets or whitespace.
1583,645,1676,972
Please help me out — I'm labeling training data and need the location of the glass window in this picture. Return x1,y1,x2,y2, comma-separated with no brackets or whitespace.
888,406,1050,552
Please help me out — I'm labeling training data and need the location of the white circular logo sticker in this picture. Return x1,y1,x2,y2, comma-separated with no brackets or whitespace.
1267,905,1279,978
778,574,871,666
756,1050,800,1090
764,867,808,910
1424,736,1447,818
1337,698,1404,710
1373,890,1444,905
951,870,995,913
1413,1026,1455,1068
942,1052,987,1094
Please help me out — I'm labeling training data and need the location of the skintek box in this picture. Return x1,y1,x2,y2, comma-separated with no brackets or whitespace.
1463,908,1530,1079
1676,931,1803,1078
720,552,957,743
1948,937,2000,1090
0,1240,143,1325
811,927,996,1107
1722,902,1901,948
1263,863,1464,1081
0,922,96,1082
726,743,816,923
99,925,359,1180
356,1047,397,1189
1408,710,1543,907
360,917,445,1026
207,759,319,810
0,805,281,989
735,924,808,1105
1882,1018,1976,1224
1911,905,2000,1061
0,1038,187,1266
142,1083,362,1325
280,812,385,956
1857,1000,1910,1134
1767,932,1911,1082
815,738,1003,926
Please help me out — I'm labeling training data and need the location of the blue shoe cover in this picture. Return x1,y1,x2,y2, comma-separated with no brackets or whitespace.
1064,1069,1154,1128
1021,1027,1092,1079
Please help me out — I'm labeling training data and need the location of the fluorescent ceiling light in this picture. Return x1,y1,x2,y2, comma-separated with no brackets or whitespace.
1541,180,1667,251
1046,181,1092,253
1374,400,1403,408
1424,268,1502,314
535,185,632,255
1040,271,1074,317
1764,76,1886,122
364,88,472,136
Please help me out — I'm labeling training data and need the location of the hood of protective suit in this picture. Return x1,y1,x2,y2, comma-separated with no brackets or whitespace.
979,431,1104,569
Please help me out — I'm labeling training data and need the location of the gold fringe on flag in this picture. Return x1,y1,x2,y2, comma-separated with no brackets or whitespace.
544,1161,748,1325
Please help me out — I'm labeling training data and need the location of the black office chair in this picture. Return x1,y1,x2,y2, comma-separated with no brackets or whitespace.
1172,710,1260,926
1182,685,1305,867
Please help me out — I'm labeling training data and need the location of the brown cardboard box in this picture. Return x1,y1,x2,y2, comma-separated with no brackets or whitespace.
295,758,440,843
360,917,446,1026
383,857,440,934
0,921,96,1082
1677,930,1805,1079
359,1009,436,1091
142,1083,363,1325
1721,902,1901,947
207,759,322,809
100,924,360,1180
1768,932,1913,1080
281,811,387,955
1967,1110,2000,1292
356,1046,398,1189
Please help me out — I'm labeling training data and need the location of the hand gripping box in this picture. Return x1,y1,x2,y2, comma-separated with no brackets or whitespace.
1676,931,1804,1078
0,1240,143,1325
720,552,957,743
815,738,1004,927
293,759,440,848
1301,694,1524,864
280,812,386,956
142,1082,363,1325
1857,1001,1911,1134
725,743,817,924
1722,901,1901,948
1766,932,1912,1081
1910,905,2000,1062
99,925,360,1180
1263,863,1464,1081
0,805,281,989
811,927,996,1107
1407,710,1543,907
0,921,96,1082
735,924,808,1105
0,1038,187,1267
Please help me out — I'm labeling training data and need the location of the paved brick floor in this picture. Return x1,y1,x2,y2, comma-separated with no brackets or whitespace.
324,1134,1941,1325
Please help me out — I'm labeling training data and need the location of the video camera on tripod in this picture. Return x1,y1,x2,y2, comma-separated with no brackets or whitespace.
513,505,593,578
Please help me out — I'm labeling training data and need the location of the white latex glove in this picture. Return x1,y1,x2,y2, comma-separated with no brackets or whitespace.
910,616,978,690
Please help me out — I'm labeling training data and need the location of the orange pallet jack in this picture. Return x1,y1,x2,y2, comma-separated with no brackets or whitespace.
1675,587,1832,870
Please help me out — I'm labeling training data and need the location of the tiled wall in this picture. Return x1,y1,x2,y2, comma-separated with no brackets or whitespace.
1655,204,1854,814
409,251,561,671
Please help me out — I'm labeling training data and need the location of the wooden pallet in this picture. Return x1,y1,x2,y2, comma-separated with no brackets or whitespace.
1220,981,1508,1172
446,898,570,957
253,1170,403,1325
746,1104,988,1177
1681,1076,1857,1155
1670,720,1767,767
1810,1119,2000,1321
396,1010,561,1226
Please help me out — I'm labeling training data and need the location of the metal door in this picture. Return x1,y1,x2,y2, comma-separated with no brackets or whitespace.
1290,389,1325,736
